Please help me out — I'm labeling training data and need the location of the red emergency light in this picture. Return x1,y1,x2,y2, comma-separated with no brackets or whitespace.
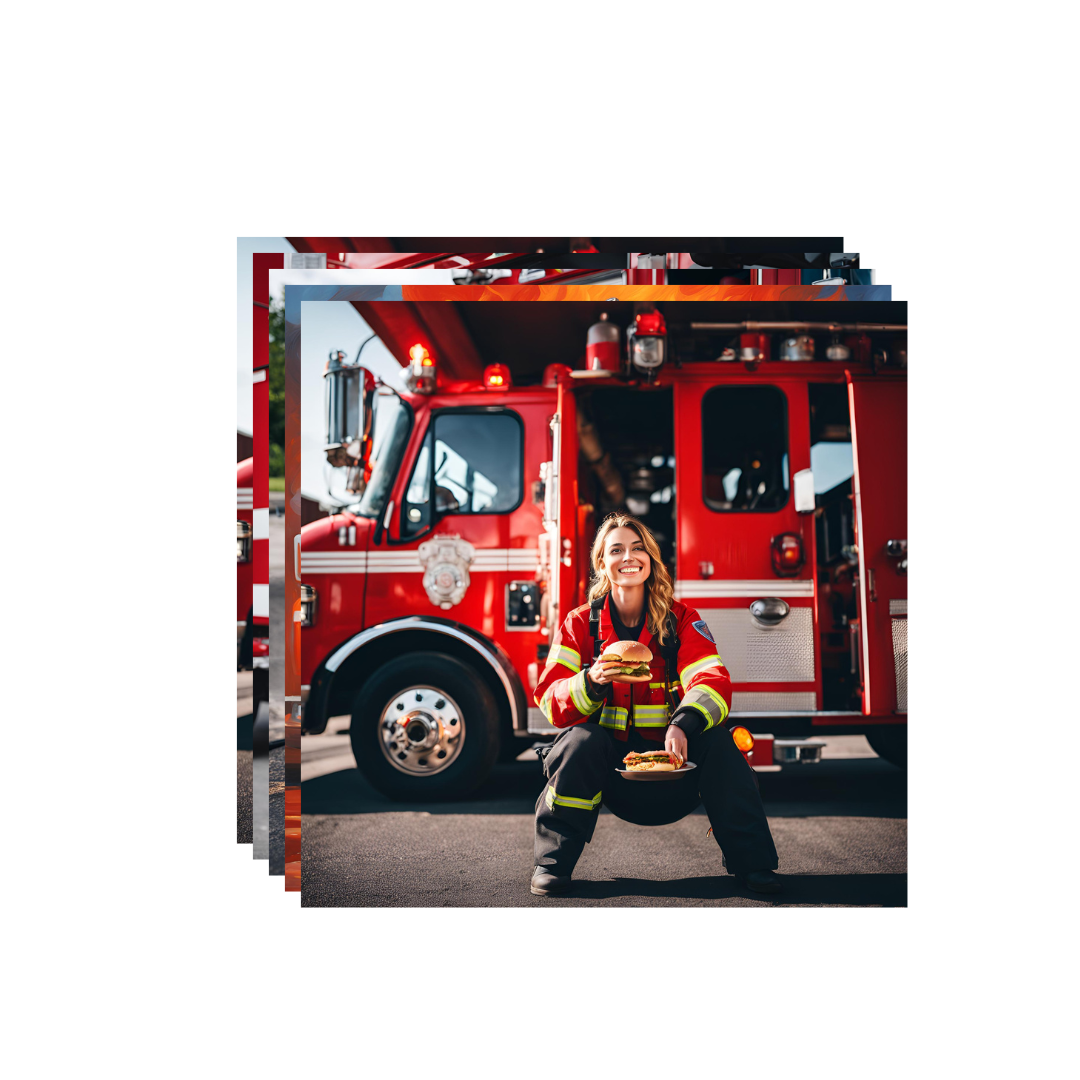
542,363,572,387
771,533,805,577
409,344,434,367
483,363,511,390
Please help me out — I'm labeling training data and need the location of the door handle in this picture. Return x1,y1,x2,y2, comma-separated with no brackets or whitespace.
294,535,300,582
868,568,877,602
750,598,790,627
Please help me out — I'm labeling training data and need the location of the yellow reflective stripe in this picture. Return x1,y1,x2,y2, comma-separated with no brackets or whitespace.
569,671,602,715
696,684,729,722
546,784,602,811
649,682,666,689
555,645,582,673
537,688,554,723
681,700,713,727
635,704,670,728
679,654,722,689
599,706,628,730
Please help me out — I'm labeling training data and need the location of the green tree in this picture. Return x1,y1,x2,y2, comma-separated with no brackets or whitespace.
268,299,285,477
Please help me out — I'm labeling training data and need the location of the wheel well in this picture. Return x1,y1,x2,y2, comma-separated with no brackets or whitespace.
327,629,514,743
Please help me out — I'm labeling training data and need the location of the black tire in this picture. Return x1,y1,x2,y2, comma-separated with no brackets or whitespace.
866,726,907,769
350,651,501,800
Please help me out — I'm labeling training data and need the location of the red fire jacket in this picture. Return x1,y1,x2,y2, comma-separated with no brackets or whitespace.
535,597,731,743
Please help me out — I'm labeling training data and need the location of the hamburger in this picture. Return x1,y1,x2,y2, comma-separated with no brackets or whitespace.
622,749,683,772
597,640,653,682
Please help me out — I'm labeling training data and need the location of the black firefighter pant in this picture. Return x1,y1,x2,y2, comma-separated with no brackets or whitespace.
534,721,779,877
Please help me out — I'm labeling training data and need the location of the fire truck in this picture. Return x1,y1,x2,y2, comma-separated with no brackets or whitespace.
237,456,269,689
297,300,907,800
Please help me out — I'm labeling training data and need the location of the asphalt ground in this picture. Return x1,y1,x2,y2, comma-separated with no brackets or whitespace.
269,745,285,876
237,672,253,845
300,729,906,907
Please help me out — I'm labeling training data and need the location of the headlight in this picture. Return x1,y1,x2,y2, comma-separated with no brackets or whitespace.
300,583,318,627
237,521,252,563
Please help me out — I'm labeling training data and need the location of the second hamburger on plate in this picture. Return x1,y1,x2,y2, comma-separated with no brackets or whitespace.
597,640,653,683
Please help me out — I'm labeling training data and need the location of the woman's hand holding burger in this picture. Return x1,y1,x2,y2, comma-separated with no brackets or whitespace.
664,724,688,768
587,657,623,687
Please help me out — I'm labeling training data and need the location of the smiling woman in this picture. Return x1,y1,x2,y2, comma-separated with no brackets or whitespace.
531,512,781,897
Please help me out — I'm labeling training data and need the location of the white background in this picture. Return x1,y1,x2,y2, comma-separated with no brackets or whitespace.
5,3,1072,1078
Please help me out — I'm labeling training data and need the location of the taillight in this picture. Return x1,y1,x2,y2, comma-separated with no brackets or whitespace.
771,532,804,577
483,363,511,390
731,727,754,753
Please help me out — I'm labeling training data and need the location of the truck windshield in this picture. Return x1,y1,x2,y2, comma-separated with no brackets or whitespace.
356,392,412,520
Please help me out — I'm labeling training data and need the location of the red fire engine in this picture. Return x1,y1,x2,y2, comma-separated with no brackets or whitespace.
299,301,907,800
236,456,269,686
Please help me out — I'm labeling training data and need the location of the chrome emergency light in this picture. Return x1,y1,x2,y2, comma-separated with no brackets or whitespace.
629,309,667,373
236,520,252,563
324,350,364,467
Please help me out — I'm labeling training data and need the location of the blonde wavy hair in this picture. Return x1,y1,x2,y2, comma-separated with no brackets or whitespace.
587,513,674,646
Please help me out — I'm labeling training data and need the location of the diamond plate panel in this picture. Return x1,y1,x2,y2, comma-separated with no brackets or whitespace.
891,617,908,712
697,608,815,683
731,692,817,712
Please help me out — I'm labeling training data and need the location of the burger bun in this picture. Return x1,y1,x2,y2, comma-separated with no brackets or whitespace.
598,640,653,664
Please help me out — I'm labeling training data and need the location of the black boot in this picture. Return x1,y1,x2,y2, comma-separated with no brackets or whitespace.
531,866,572,896
736,869,784,894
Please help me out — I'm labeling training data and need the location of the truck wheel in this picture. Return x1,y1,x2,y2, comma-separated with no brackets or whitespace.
350,651,501,800
866,726,907,769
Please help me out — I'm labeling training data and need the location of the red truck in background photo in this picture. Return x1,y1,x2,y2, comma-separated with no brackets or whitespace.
298,301,907,801
237,456,269,692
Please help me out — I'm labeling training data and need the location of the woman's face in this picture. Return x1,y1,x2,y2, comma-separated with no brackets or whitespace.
600,526,652,591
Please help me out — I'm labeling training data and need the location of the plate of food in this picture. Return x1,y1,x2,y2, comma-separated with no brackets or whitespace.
597,640,654,683
617,750,697,781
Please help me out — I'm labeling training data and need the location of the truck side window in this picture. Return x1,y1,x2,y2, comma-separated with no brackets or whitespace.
702,386,789,512
403,411,523,536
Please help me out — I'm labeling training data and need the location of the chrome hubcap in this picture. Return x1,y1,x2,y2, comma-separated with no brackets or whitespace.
379,685,465,776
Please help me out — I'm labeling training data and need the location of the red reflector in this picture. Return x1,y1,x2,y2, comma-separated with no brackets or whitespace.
771,532,805,577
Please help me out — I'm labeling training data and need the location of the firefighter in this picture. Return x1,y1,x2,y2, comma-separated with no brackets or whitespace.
531,513,781,896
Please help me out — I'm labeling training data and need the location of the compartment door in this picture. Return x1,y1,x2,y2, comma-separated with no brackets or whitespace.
847,373,907,715
675,378,819,715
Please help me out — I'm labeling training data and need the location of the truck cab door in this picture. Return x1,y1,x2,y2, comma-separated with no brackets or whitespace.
542,378,579,635
847,372,907,715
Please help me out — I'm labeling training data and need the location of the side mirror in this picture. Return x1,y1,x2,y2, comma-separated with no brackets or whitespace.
324,352,376,470
324,353,377,495
793,468,815,514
